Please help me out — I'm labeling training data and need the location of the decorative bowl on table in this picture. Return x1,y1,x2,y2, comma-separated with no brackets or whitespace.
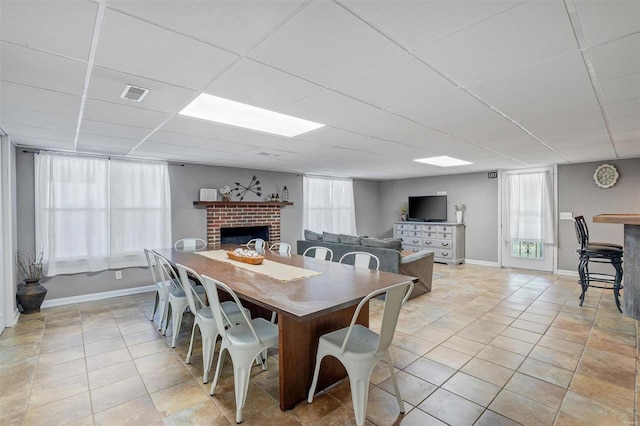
227,249,264,265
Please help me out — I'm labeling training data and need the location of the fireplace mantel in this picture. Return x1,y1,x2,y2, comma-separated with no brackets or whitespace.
193,201,293,207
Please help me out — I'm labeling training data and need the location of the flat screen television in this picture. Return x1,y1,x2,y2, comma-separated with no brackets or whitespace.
408,195,447,222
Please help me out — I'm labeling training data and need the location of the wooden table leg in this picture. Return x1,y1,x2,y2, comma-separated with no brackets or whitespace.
278,303,369,411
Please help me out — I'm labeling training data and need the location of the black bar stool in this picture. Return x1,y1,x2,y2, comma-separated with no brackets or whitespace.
574,216,623,312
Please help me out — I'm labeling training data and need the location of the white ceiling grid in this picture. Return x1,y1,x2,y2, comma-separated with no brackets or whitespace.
0,0,638,179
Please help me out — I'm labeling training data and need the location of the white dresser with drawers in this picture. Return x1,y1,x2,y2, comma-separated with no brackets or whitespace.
393,221,465,265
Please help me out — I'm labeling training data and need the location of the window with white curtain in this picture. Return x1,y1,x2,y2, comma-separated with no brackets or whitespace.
504,169,554,244
35,152,172,276
302,176,357,235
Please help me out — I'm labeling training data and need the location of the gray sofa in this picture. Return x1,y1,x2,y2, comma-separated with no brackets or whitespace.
296,231,435,298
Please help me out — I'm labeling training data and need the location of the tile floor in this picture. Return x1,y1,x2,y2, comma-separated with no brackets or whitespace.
1,263,638,425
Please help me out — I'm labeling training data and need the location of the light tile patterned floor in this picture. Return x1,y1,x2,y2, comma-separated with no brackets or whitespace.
1,263,637,425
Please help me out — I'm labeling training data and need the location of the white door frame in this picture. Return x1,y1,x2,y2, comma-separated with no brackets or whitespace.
497,165,558,273
1,137,18,330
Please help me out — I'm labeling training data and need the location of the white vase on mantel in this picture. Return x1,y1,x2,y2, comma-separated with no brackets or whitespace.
456,211,463,223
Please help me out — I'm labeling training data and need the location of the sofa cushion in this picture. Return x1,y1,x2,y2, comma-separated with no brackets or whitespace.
304,230,323,241
361,238,402,251
322,232,341,243
339,234,364,245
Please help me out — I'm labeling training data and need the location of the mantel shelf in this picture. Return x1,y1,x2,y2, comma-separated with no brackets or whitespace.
193,201,293,207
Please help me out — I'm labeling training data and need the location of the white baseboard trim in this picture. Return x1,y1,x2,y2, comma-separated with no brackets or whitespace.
12,308,20,326
465,259,500,267
556,269,579,277
41,285,156,308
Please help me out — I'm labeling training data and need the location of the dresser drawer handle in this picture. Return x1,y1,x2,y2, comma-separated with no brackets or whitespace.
412,240,420,244
441,252,449,257
442,243,449,247
425,241,432,245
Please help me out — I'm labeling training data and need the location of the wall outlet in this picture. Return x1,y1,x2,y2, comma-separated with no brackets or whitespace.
560,212,573,220
115,271,122,280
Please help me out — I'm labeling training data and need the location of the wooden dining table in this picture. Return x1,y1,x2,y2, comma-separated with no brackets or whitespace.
153,246,418,410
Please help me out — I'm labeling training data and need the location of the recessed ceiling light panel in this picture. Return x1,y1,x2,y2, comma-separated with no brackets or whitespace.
179,93,325,137
120,84,149,102
414,156,473,167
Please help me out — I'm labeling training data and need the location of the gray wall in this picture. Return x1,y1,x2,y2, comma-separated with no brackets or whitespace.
557,158,640,271
353,179,381,238
378,171,499,263
15,151,305,299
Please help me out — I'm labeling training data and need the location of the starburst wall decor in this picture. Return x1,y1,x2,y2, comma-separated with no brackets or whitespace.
233,175,262,200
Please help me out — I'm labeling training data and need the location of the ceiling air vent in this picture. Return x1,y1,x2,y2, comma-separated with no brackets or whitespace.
120,84,149,102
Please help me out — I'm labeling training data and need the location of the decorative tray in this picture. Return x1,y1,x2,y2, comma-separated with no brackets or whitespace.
226,251,264,265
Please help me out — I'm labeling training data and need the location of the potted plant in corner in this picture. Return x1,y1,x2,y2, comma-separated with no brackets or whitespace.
455,204,466,223
16,250,47,314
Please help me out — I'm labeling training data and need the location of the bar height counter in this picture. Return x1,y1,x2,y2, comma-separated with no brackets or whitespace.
593,214,640,320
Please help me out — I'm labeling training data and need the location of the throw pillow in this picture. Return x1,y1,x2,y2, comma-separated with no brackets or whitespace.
361,238,402,251
339,234,364,245
304,230,323,241
322,232,341,243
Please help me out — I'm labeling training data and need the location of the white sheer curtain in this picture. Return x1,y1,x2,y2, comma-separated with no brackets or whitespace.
35,152,171,276
504,170,554,244
302,176,357,235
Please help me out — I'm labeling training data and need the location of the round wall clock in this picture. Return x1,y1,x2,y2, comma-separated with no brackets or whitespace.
593,163,619,188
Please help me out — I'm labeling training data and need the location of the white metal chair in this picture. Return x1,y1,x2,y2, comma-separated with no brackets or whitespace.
175,263,249,383
246,238,266,254
302,246,334,261
144,249,170,328
269,242,292,255
202,275,279,424
339,251,380,271
154,253,206,347
174,238,207,252
308,281,414,426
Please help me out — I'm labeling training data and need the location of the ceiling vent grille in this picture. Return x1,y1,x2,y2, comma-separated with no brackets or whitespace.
120,84,149,102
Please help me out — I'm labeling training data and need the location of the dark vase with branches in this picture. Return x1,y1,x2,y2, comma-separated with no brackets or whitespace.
16,251,47,314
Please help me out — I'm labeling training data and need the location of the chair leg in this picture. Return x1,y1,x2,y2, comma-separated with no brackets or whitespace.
162,304,172,335
210,346,227,396
202,333,217,384
151,292,159,322
383,350,405,414
612,257,624,313
345,362,375,426
171,305,186,348
230,351,257,424
578,256,589,305
186,322,198,365
307,352,326,403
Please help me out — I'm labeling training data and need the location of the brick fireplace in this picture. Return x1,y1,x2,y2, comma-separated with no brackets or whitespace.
199,201,291,249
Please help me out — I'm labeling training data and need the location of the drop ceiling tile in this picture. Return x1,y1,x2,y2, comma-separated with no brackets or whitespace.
559,147,618,163
342,0,522,50
77,134,139,152
612,129,640,143
82,99,170,129
1,123,75,143
133,142,191,155
520,109,608,143
415,1,578,84
509,150,568,165
218,129,290,147
606,98,640,133
281,89,377,125
9,136,74,151
333,54,456,109
249,1,404,87
0,1,97,60
145,130,210,147
613,138,640,157
335,110,419,138
391,88,527,143
1,107,77,132
160,116,233,139
204,59,322,111
1,42,87,95
87,67,197,113
198,140,257,155
105,0,304,54
128,150,178,161
589,34,640,82
599,73,640,104
0,81,81,117
177,149,235,162
80,120,151,141
95,9,238,90
574,0,640,47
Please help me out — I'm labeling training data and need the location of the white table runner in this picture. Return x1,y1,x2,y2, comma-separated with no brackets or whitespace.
196,250,321,282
